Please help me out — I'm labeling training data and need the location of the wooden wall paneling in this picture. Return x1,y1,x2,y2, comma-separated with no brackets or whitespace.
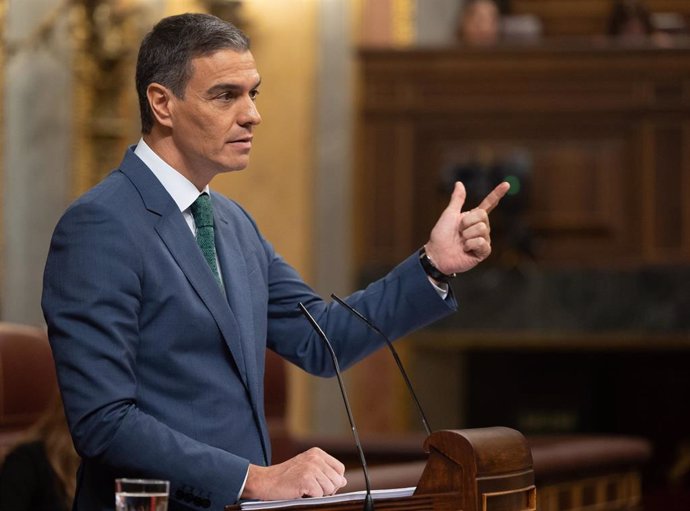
358,122,393,264
361,48,690,118
535,120,638,263
651,121,686,258
356,119,417,276
639,117,690,263
395,121,417,260
358,45,690,270
410,116,638,265
640,120,656,262
684,122,690,258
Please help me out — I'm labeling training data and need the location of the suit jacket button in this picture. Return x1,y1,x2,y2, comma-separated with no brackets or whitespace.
202,498,211,508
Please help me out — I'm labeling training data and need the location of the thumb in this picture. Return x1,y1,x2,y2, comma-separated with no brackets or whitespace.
446,181,467,212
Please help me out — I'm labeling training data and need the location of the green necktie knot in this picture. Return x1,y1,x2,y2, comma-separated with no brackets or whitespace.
191,193,222,287
191,193,214,228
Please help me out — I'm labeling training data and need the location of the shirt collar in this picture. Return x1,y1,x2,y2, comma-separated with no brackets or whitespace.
134,138,210,212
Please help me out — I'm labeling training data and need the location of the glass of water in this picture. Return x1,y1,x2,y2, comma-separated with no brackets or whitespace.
115,478,169,511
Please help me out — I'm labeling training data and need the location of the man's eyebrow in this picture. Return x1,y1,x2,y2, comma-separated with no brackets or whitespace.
206,78,262,96
206,83,242,96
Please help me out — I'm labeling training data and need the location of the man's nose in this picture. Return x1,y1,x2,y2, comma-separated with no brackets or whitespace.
239,96,261,126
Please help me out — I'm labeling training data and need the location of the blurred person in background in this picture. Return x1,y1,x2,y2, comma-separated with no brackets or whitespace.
457,0,501,46
607,0,674,46
0,392,79,511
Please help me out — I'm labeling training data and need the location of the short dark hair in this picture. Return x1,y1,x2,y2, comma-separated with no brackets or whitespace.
136,13,250,133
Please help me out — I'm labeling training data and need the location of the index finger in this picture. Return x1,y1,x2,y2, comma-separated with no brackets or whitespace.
477,181,510,214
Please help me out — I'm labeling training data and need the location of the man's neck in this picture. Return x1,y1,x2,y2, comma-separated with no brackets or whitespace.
142,132,212,192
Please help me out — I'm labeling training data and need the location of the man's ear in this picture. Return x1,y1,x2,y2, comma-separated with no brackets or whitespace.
147,83,176,129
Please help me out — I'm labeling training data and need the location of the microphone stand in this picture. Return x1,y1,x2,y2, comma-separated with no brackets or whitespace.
330,293,432,437
298,303,375,511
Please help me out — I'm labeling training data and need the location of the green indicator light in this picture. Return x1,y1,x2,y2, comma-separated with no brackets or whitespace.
505,175,521,195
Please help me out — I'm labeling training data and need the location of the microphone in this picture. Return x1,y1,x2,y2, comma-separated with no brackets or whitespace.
330,293,432,437
298,303,374,511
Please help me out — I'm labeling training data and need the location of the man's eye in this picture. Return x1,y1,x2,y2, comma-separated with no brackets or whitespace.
217,92,236,101
249,89,260,101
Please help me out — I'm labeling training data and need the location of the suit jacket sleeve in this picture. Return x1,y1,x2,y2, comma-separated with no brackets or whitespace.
260,234,458,376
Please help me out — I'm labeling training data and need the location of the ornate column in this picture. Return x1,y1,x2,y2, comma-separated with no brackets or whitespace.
2,0,73,324
71,0,165,196
0,0,6,309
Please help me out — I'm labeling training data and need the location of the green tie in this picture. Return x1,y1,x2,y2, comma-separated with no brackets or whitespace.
191,193,222,287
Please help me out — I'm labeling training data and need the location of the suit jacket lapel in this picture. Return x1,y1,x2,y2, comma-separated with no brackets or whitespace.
213,206,261,412
119,149,250,390
213,199,271,463
155,214,250,385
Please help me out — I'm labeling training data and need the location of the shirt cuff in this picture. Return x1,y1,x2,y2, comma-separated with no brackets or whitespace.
428,276,449,300
238,466,250,500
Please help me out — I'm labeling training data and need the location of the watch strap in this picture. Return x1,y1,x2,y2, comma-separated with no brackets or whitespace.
418,247,456,283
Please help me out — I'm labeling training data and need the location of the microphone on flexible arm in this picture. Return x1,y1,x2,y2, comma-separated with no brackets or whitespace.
330,293,432,437
297,303,375,511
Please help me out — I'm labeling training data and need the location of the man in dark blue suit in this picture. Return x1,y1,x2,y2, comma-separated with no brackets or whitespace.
42,13,508,511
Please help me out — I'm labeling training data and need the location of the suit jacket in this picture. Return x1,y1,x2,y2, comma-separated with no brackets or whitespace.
42,148,456,511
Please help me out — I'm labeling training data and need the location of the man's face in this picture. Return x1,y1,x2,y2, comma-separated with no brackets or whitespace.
165,49,262,185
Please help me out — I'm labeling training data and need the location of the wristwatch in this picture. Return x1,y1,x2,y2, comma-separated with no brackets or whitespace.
418,247,456,283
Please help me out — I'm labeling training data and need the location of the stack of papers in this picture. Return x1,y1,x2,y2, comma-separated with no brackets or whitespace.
240,487,416,510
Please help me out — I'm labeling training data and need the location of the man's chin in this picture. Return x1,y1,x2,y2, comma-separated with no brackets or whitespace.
218,160,250,173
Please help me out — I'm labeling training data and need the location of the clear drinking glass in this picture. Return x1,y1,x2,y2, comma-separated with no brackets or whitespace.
115,478,169,511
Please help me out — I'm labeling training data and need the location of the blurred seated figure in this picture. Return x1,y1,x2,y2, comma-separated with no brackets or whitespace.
501,13,542,42
607,0,674,46
0,393,79,511
457,0,501,46
607,0,653,39
0,322,57,459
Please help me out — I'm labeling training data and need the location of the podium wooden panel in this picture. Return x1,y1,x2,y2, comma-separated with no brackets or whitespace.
226,428,535,511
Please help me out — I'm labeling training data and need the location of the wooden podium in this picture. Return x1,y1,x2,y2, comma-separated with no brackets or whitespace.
226,427,536,511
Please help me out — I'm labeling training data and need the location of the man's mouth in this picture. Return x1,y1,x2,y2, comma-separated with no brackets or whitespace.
229,135,253,150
